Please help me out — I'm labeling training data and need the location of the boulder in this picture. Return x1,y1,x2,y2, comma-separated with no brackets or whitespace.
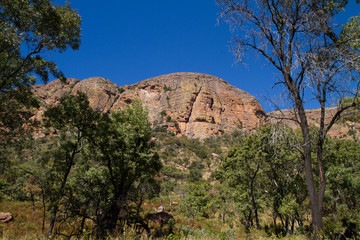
0,212,13,223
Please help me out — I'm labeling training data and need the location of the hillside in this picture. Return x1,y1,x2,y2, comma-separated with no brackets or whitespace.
30,72,358,140
3,73,359,239
268,107,360,139
31,72,266,139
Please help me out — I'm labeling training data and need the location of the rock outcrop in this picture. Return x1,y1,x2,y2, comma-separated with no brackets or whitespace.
0,212,13,223
32,72,266,139
268,108,360,139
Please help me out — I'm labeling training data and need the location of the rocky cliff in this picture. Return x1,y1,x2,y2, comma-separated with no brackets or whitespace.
268,108,360,139
32,72,266,139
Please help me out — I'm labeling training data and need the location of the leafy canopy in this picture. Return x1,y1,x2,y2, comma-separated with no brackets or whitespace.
0,0,81,151
43,93,161,237
0,0,81,91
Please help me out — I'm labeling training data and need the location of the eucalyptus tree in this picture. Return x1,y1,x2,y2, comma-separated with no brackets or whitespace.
217,124,306,233
259,125,307,234
44,94,161,238
0,0,81,171
86,100,162,238
43,92,99,239
217,0,360,230
218,132,266,230
0,0,81,91
323,138,360,238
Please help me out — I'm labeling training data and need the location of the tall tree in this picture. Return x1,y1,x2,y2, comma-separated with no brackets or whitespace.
218,133,265,230
217,0,360,231
323,138,360,238
44,95,161,238
217,125,307,233
89,101,161,238
0,0,81,90
0,0,81,142
43,92,99,239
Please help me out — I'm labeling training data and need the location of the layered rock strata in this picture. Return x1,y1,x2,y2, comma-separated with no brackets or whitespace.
32,72,266,139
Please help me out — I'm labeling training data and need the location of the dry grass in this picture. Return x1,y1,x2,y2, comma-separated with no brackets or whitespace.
0,202,47,239
0,201,48,239
0,201,310,240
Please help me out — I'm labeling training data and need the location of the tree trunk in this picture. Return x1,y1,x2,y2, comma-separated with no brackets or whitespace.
41,189,46,235
249,165,260,230
292,88,325,232
96,203,121,239
46,206,58,240
303,138,325,231
272,212,277,227
290,218,295,234
310,197,324,231
249,182,260,229
96,192,130,239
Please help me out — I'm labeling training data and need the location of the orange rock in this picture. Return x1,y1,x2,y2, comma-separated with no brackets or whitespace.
31,72,266,139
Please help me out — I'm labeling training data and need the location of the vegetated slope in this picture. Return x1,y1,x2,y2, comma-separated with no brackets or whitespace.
31,72,266,139
268,108,360,139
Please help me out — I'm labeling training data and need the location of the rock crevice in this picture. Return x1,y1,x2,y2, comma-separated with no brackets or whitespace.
186,87,202,123
32,72,266,139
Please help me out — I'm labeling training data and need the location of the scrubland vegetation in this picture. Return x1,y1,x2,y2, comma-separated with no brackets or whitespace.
1,0,360,239
1,92,360,239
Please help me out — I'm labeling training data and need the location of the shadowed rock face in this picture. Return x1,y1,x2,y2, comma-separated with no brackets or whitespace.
32,72,266,139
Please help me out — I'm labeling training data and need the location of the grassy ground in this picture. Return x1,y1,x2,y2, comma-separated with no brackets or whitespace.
0,201,310,240
0,201,48,239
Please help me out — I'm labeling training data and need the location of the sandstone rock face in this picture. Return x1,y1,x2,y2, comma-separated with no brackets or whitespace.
31,77,120,125
32,72,266,139
268,108,360,139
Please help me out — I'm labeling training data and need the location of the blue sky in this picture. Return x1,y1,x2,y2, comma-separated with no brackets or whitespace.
51,0,359,113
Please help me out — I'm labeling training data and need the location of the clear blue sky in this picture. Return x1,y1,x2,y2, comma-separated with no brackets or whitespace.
51,0,359,113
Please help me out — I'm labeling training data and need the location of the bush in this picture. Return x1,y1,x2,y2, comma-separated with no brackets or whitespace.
178,181,211,218
160,110,167,117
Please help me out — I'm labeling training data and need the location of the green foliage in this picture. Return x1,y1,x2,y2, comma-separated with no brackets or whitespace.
175,137,209,160
44,92,99,132
0,178,7,200
338,97,360,122
118,87,125,94
341,15,360,50
4,119,360,239
322,138,360,238
160,110,167,117
214,125,360,237
0,0,81,173
178,181,211,218
162,165,186,179
278,194,300,219
68,99,161,237
0,0,81,89
160,180,177,197
155,133,215,168
217,132,264,229
16,93,162,238
217,125,306,233
187,161,204,182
